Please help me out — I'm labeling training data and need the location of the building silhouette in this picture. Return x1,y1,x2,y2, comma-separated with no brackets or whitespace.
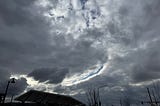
1,90,85,106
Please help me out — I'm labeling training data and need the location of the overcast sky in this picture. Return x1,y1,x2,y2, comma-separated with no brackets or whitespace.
0,0,160,105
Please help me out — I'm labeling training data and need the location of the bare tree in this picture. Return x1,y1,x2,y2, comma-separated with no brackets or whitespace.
122,95,131,106
86,87,101,106
152,81,160,100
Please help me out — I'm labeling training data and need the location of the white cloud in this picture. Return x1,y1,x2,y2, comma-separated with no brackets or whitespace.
61,62,109,86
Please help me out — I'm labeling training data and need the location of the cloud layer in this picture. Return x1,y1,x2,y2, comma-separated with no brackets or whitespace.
0,0,160,105
28,67,69,84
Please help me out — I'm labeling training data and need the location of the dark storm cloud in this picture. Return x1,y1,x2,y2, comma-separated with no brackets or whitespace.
113,0,160,83
96,0,160,84
28,68,69,84
0,0,35,26
0,0,160,105
101,0,160,104
36,30,108,76
0,0,108,98
130,40,160,83
0,0,53,73
50,0,160,105
0,0,108,75
0,0,53,97
0,68,10,82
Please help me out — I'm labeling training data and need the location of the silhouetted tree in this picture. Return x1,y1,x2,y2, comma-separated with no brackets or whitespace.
123,96,131,106
86,87,101,106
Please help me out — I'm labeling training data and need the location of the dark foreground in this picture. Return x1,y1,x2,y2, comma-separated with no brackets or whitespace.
0,103,78,106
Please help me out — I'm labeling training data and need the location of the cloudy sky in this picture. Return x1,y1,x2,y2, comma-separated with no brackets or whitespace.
0,0,160,105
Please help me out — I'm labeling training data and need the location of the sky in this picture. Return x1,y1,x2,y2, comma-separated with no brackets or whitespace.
0,0,160,105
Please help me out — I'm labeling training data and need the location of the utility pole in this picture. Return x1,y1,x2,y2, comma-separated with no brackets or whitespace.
152,90,158,106
2,78,16,104
141,88,160,106
147,87,153,104
120,99,123,106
